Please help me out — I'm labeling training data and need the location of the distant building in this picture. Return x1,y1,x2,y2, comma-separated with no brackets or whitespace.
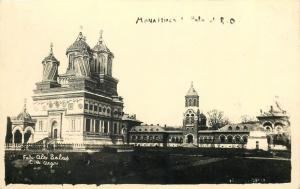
128,84,290,151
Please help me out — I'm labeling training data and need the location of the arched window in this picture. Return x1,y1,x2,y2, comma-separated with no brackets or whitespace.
235,135,241,143
220,135,226,143
189,99,192,106
171,137,175,143
242,136,248,143
263,122,272,130
228,126,232,131
143,136,147,141
132,135,136,140
266,126,271,132
243,126,248,130
94,105,98,111
236,126,240,130
193,99,197,106
104,121,108,133
227,135,233,143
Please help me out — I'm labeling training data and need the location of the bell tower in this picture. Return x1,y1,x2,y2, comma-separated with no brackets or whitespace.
182,82,200,146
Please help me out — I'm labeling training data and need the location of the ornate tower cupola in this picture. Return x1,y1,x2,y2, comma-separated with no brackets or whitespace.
11,99,36,144
185,82,199,108
42,43,60,82
66,32,92,77
93,30,114,76
36,43,61,90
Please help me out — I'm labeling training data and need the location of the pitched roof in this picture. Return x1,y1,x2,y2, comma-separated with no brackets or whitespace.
130,125,165,132
218,123,264,132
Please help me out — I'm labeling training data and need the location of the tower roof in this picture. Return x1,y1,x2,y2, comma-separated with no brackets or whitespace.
258,96,287,117
186,82,198,96
66,32,92,54
42,43,59,63
93,30,113,56
16,99,32,121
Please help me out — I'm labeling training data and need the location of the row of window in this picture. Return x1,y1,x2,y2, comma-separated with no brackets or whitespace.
219,135,248,143
84,103,123,117
130,135,248,144
169,137,183,143
85,119,122,134
185,98,199,107
131,135,162,141
228,126,248,131
132,128,160,132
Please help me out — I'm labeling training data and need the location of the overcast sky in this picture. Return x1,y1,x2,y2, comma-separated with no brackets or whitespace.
0,1,299,127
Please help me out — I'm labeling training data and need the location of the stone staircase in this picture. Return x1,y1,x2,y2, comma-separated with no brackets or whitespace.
181,143,198,148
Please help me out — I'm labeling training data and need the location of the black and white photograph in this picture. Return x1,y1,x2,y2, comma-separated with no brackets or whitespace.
0,1,299,188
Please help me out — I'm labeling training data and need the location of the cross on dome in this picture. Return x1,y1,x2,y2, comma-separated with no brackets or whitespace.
99,29,103,42
49,42,53,54
23,98,27,112
186,81,198,96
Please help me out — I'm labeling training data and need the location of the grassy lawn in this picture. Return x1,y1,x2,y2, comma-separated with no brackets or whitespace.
5,150,291,184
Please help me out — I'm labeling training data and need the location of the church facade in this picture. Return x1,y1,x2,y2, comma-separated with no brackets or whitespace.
10,31,135,145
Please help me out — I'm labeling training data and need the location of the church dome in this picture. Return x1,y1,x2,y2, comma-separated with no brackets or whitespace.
15,100,33,121
66,32,92,54
17,111,32,121
93,30,113,56
186,82,198,96
93,41,112,54
16,104,32,121
42,43,59,64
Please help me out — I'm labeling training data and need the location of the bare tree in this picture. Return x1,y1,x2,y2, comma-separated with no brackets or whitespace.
240,114,256,123
207,109,230,130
